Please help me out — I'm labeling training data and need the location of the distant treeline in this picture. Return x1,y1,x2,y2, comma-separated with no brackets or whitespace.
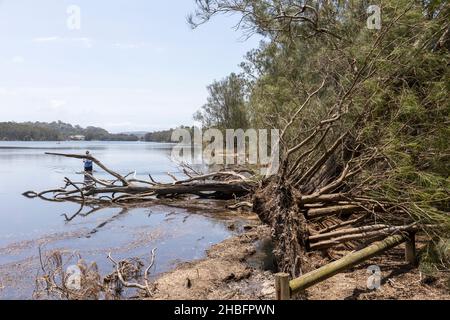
143,126,193,143
143,129,173,142
0,121,139,141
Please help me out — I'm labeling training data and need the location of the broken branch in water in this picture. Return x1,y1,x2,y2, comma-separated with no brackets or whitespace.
61,177,85,222
23,153,256,212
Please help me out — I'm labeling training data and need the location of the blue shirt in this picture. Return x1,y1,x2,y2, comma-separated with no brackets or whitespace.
84,159,93,168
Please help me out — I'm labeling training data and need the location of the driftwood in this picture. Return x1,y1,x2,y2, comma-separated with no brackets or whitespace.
23,153,256,212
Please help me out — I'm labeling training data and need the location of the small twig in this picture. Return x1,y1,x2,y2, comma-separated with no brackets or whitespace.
167,172,179,182
227,201,253,210
61,177,85,222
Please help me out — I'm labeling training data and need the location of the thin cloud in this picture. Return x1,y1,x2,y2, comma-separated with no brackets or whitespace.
33,36,60,42
32,36,94,48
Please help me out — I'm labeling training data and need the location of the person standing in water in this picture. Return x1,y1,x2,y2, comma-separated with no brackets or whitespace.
83,151,93,173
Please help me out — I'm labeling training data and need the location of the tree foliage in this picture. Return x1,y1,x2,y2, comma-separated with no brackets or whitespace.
144,126,194,142
194,73,250,129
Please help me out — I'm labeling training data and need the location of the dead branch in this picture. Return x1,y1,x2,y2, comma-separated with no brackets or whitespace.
309,224,419,250
308,224,391,242
306,205,362,219
24,153,256,214
317,214,369,234
107,250,157,296
45,152,130,186
226,201,253,210
61,177,85,222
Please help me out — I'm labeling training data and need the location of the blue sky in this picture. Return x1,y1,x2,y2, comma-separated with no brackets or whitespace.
0,0,262,132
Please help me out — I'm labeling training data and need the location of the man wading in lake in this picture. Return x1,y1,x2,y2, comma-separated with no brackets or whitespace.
83,151,93,173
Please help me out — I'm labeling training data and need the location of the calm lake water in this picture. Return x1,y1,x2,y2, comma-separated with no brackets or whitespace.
0,141,245,299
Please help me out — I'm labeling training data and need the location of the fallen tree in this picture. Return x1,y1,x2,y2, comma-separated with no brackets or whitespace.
23,152,255,206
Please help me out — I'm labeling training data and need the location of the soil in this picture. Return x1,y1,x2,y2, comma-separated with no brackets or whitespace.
150,218,450,300
152,223,277,300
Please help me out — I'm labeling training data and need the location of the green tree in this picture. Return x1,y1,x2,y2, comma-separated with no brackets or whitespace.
194,73,249,129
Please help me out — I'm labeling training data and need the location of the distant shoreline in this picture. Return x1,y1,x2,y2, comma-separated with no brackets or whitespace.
0,121,180,143
0,140,176,143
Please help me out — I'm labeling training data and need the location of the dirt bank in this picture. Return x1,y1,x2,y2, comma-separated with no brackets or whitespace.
305,245,450,300
152,224,276,300
150,223,449,300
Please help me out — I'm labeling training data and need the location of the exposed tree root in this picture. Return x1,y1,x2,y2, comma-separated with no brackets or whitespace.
253,181,310,277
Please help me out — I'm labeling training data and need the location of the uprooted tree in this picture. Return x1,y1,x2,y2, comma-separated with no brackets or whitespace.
189,0,449,277
25,0,449,282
